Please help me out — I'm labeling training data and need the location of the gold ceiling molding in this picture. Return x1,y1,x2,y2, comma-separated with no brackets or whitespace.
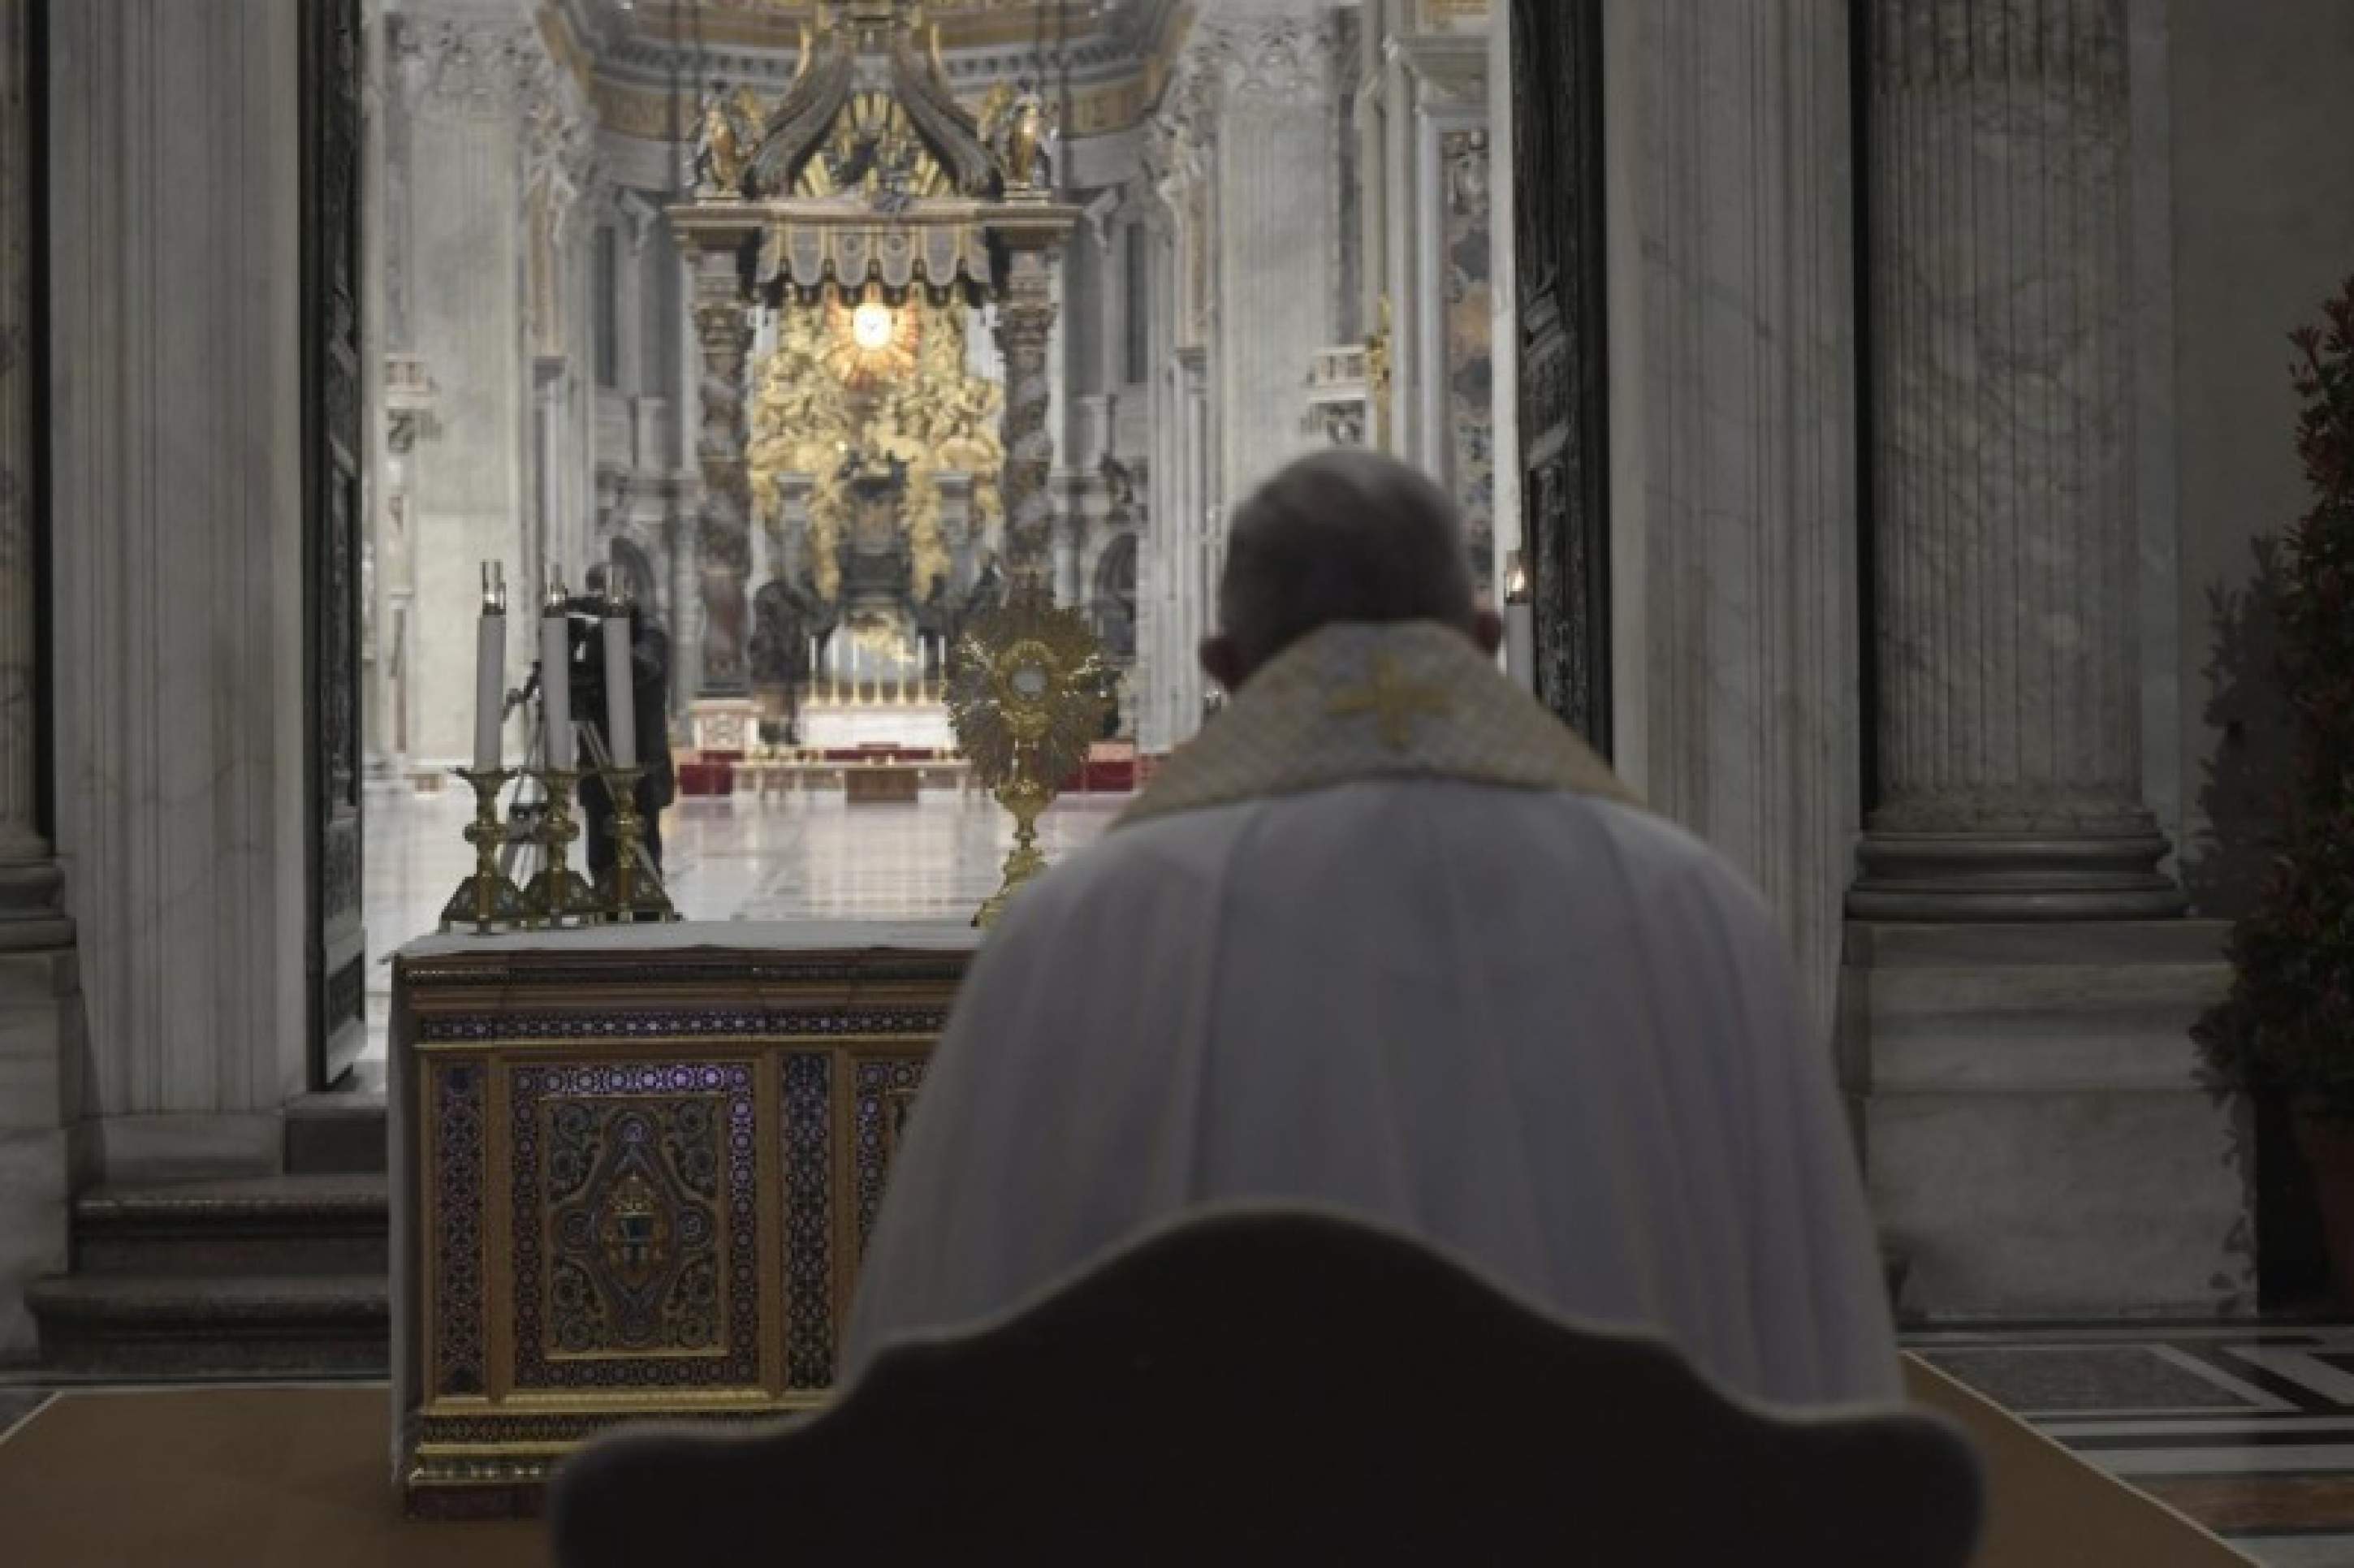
624,1,1138,54
1415,0,1492,25
587,71,1151,145
551,0,1178,148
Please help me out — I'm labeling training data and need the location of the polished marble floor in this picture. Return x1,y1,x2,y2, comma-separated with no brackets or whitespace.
6,1337,2354,1558
361,780,1121,1060
1916,1324,2354,1562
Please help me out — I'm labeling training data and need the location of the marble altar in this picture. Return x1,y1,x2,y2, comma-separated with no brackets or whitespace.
390,921,978,1514
798,700,957,753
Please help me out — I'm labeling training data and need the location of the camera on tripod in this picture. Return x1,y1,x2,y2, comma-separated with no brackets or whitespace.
555,595,628,732
506,597,637,742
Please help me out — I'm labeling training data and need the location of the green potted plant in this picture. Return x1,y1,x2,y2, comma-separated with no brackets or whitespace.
2196,274,2354,1301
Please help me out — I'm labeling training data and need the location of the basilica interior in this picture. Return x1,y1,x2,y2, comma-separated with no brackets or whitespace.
8,0,2354,1561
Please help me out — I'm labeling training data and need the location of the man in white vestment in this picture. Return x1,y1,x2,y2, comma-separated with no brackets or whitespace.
848,451,1903,1409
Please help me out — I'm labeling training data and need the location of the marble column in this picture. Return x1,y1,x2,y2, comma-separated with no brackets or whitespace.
50,0,307,1168
994,244,1063,588
689,250,753,695
1138,81,1203,754
0,0,56,930
0,0,82,1361
1053,499,1086,608
1487,1,1525,632
1602,0,1862,1035
665,476,704,711
1852,0,2179,919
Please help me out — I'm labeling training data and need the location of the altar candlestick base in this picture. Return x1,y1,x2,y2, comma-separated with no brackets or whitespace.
439,768,528,935
521,768,598,928
592,766,680,926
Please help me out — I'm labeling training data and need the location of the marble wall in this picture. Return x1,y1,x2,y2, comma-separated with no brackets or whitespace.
2166,0,2354,917
49,0,309,1164
405,98,526,764
381,6,613,771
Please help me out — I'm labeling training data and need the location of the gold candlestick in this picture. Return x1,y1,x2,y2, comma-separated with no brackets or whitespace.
593,765,679,925
521,768,597,928
439,768,526,934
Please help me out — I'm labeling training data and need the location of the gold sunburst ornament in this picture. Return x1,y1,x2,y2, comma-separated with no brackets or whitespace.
821,282,922,390
947,577,1111,928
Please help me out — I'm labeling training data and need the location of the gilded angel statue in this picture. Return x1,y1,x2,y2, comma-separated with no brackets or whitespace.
980,81,1056,192
693,81,767,198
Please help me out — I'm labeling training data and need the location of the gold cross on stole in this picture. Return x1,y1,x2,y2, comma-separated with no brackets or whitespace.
1328,654,1451,751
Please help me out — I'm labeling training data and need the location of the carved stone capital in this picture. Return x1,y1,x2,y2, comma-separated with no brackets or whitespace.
1868,0,2127,102
389,15,544,120
1190,11,1345,102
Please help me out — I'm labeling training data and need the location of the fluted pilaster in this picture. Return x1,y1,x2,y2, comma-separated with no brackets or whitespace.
1199,8,1342,500
1853,0,2179,918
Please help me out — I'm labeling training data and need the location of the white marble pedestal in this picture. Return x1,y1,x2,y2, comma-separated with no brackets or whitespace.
1842,921,2252,1321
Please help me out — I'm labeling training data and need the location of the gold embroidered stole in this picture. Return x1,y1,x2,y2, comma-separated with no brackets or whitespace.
1116,621,1639,831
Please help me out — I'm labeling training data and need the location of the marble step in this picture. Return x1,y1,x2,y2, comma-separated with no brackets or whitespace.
70,1174,387,1276
26,1273,388,1376
283,1089,388,1175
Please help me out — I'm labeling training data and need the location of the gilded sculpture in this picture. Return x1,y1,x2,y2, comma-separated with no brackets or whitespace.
693,82,767,198
979,81,1056,192
747,290,1001,614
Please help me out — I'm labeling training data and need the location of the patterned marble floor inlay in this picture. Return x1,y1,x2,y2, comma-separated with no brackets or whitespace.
1919,1343,2272,1416
362,782,1123,1061
1913,1326,2354,1562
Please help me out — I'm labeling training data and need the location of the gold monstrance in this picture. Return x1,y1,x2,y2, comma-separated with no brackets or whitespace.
946,577,1110,928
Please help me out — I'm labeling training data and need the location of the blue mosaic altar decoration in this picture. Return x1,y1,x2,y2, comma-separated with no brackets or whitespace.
432,1061,487,1397
855,1059,930,1262
782,1052,833,1389
510,1061,762,1390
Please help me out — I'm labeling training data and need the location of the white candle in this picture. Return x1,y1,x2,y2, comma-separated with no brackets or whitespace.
473,564,506,772
541,587,573,771
1505,602,1535,689
601,608,637,769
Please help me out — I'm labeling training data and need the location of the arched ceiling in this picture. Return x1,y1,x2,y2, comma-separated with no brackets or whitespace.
561,0,1182,146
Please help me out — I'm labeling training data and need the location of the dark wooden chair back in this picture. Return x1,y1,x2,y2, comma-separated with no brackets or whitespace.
551,1207,1982,1566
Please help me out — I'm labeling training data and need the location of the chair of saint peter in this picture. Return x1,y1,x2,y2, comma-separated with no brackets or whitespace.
551,1207,1984,1566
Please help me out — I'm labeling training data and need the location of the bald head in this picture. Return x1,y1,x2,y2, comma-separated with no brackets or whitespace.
1203,450,1498,691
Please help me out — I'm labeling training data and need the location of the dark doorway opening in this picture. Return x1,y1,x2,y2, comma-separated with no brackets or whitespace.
1507,0,1612,753
301,0,369,1088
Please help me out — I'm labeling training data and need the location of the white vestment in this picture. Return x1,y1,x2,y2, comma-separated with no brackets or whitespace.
847,622,1902,1410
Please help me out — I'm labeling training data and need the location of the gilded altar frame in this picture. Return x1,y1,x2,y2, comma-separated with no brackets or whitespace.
391,931,974,1516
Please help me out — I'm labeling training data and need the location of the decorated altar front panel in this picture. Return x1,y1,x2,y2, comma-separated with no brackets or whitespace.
391,922,976,1513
